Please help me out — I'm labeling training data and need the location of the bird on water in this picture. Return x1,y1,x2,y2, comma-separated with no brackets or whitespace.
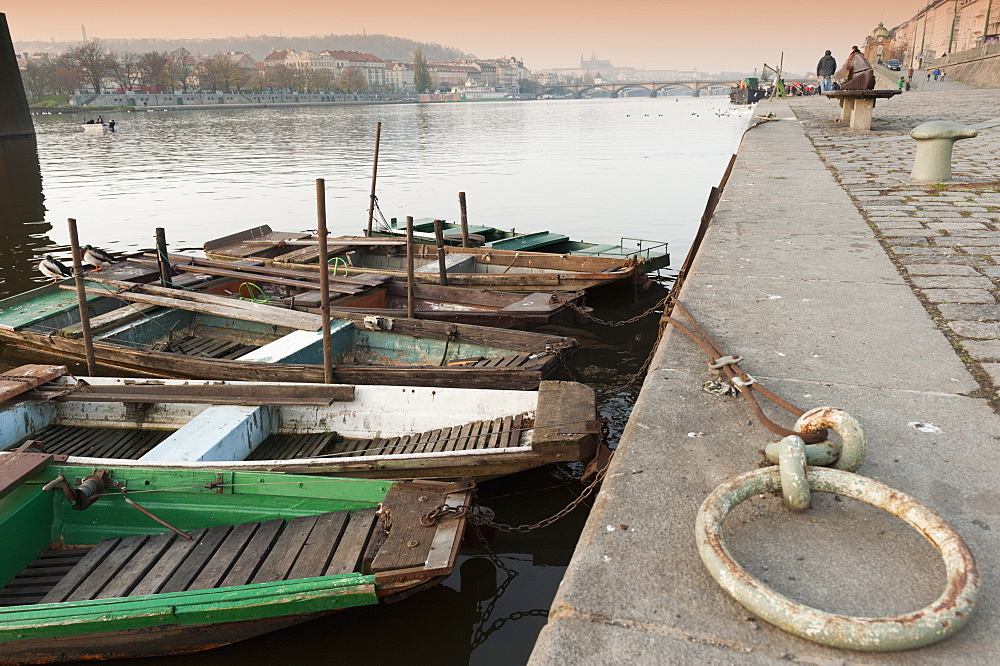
83,245,116,271
38,255,72,281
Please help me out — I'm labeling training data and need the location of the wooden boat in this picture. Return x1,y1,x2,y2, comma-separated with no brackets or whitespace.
98,253,586,329
82,123,115,134
204,226,650,292
0,451,471,663
0,279,577,390
0,365,602,480
374,217,671,272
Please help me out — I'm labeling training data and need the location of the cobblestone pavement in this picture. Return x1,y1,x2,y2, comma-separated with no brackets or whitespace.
787,89,1000,404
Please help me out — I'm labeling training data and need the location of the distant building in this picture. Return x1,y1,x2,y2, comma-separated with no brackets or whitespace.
884,0,1000,68
263,48,386,87
385,61,415,91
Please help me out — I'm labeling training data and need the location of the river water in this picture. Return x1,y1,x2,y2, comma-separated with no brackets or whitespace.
0,96,749,664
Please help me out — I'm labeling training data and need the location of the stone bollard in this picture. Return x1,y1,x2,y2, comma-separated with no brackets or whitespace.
910,120,978,182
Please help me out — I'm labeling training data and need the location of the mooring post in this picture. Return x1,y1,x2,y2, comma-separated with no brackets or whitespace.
154,227,171,287
67,218,97,375
365,121,382,237
406,216,416,318
458,191,470,248
434,219,449,286
316,178,334,384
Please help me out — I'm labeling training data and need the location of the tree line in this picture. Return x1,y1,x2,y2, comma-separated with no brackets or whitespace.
20,40,374,100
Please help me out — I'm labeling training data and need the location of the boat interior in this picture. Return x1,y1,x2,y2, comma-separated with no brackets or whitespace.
0,380,538,464
0,464,461,608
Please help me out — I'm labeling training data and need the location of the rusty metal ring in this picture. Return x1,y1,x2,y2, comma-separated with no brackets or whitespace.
795,407,866,472
776,435,810,512
696,466,980,651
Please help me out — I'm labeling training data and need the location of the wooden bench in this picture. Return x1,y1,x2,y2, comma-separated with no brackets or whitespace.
823,90,902,131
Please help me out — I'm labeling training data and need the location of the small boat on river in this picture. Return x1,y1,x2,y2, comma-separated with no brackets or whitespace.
100,252,585,329
374,217,670,272
204,226,649,292
0,365,602,480
0,450,471,662
0,279,577,390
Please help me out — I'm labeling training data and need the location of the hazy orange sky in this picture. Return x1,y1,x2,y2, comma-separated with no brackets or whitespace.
5,1,922,73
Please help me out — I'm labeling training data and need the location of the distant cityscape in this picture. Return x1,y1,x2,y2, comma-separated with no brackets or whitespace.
13,32,754,101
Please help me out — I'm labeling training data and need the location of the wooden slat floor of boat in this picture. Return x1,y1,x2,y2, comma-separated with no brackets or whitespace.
163,335,259,359
0,548,92,606
22,425,175,459
282,414,531,460
11,510,383,606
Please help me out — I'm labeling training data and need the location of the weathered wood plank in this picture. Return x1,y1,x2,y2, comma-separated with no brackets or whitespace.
369,488,442,572
64,281,324,331
496,416,514,448
0,364,66,401
158,525,232,594
187,522,259,590
65,535,149,601
40,539,120,604
129,528,208,596
26,382,355,406
251,515,319,584
219,519,284,587
325,508,378,576
287,511,349,580
95,532,175,599
0,452,56,501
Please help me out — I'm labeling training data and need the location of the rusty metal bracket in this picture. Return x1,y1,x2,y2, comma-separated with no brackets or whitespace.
43,469,117,510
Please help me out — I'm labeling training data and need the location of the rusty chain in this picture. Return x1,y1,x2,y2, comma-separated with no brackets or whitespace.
471,609,549,650
420,421,613,534
554,294,670,328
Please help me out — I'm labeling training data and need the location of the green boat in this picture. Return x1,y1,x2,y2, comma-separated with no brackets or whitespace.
0,453,472,663
375,217,671,271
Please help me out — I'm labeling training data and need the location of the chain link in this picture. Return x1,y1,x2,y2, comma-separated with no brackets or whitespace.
556,294,670,328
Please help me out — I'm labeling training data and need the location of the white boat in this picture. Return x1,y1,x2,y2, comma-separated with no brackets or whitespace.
82,123,117,134
0,365,602,481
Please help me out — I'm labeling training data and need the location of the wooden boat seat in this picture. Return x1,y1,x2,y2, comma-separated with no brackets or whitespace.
205,231,313,259
488,232,569,252
0,510,379,606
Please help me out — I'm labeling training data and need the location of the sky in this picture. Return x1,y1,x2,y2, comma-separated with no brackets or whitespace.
3,1,923,74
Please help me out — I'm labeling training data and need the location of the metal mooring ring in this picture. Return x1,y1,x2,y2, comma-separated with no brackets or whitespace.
794,407,866,472
696,466,980,651
776,435,810,512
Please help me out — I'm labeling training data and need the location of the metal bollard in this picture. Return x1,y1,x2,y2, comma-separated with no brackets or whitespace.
910,120,978,182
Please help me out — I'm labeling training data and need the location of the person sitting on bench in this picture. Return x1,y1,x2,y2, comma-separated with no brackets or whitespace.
840,46,875,90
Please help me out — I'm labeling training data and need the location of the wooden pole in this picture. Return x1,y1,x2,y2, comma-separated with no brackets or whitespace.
154,227,171,287
406,216,415,318
365,121,382,237
316,179,334,384
433,219,449,286
67,218,97,376
458,191,470,248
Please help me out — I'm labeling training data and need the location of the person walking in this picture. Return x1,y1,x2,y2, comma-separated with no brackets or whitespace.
907,66,914,81
933,68,940,81
897,76,905,91
816,49,837,93
840,46,875,90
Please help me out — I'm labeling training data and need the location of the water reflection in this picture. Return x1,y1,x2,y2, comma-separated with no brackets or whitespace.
0,136,51,297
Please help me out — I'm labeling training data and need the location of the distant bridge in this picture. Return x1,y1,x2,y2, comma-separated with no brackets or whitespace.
539,80,738,98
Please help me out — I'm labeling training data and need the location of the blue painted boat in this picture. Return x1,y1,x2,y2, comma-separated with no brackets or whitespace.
0,280,576,389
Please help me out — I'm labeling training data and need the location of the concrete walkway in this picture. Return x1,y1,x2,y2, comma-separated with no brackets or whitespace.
530,97,1000,663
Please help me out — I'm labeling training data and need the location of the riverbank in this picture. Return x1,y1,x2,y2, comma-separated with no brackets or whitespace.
531,91,1000,662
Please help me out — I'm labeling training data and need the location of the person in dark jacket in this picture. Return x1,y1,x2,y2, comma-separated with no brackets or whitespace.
841,46,875,90
817,50,837,93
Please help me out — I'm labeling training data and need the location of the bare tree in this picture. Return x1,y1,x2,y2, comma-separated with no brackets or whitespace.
112,51,143,91
50,55,84,95
139,51,172,90
198,55,247,93
64,40,117,92
337,67,368,93
20,60,50,101
266,65,296,92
